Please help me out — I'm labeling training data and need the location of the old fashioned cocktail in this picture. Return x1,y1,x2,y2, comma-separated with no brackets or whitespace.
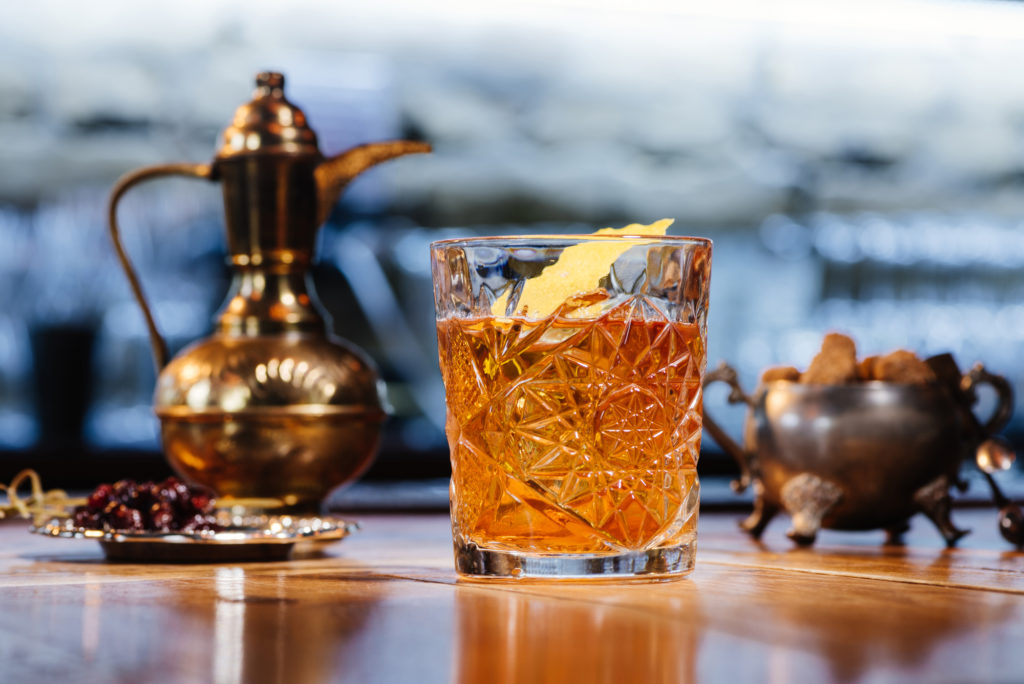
432,227,711,578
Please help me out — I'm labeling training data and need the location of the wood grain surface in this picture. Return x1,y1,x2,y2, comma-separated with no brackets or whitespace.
2,508,1023,683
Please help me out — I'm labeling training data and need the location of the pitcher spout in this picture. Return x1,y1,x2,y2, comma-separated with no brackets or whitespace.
314,141,432,226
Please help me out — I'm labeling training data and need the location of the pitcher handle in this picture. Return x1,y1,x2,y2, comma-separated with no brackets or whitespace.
703,362,758,493
961,363,1014,435
107,163,214,370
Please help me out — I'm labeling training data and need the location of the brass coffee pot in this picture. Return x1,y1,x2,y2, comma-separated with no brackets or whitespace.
107,72,430,513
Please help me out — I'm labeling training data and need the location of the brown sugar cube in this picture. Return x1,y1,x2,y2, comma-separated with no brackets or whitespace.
856,355,879,382
761,366,802,383
800,333,858,385
872,350,936,384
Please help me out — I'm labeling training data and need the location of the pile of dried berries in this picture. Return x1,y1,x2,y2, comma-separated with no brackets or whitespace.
72,478,220,533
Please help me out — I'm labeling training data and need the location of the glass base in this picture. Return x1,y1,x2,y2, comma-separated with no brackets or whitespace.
454,538,696,580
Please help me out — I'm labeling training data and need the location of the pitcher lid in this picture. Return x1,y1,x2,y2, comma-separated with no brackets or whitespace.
216,72,321,159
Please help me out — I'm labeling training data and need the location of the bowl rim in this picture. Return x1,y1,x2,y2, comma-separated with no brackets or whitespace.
758,379,950,399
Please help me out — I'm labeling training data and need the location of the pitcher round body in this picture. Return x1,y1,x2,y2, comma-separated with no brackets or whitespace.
155,334,385,513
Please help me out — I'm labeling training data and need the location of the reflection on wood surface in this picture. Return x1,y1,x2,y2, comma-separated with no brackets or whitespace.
0,510,1023,683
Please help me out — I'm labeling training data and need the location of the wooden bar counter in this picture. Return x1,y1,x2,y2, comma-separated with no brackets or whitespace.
2,508,1023,683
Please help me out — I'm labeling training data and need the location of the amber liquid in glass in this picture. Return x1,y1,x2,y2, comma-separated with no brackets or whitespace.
438,306,704,555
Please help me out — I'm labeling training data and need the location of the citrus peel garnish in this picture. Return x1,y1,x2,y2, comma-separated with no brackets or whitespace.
491,218,674,318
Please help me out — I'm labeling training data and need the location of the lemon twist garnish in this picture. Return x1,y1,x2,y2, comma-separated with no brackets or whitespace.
491,218,674,318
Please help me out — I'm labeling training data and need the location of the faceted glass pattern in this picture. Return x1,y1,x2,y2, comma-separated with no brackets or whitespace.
432,236,712,578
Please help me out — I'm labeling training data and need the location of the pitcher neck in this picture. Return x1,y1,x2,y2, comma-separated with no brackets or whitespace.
216,261,327,335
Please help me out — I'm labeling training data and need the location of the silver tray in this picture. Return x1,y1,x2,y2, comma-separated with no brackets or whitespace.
30,512,358,563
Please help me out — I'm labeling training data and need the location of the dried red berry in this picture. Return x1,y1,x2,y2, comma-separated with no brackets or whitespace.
156,478,176,500
72,478,219,533
181,514,218,533
86,484,114,511
126,508,145,531
109,504,134,529
73,508,94,527
112,480,138,504
150,502,175,531
190,494,213,514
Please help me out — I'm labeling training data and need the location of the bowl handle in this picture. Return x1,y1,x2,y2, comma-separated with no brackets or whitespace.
961,363,1014,435
703,362,758,493
958,363,1023,547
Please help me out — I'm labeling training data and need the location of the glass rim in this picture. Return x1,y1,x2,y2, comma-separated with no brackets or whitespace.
429,234,713,249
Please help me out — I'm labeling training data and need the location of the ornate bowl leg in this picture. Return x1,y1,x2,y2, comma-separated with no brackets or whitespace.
884,521,911,546
780,473,843,546
913,474,969,547
739,481,779,540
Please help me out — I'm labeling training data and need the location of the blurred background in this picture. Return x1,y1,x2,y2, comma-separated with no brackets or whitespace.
3,0,1024,500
